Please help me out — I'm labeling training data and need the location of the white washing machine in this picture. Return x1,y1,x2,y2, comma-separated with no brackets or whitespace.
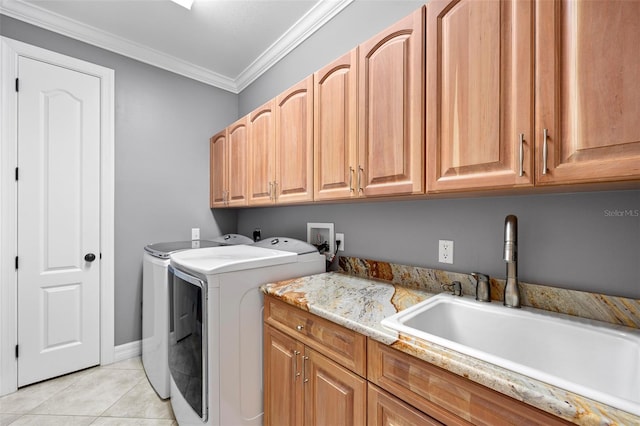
168,238,324,426
142,234,253,399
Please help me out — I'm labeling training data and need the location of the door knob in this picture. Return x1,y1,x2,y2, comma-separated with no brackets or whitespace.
84,253,96,262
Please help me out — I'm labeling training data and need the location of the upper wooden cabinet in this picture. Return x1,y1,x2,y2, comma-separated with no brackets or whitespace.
210,116,248,208
358,7,425,197
426,0,534,193
210,130,226,207
535,0,640,185
248,100,276,206
314,49,359,201
275,76,314,204
248,78,314,206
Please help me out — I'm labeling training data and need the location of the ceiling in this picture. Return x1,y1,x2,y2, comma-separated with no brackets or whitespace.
0,0,353,93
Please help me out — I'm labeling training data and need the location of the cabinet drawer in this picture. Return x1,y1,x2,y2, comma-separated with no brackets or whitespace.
368,383,443,426
368,339,573,426
264,295,366,376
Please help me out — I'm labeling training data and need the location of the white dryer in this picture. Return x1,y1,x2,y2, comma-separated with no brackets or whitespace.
168,238,324,426
142,234,252,399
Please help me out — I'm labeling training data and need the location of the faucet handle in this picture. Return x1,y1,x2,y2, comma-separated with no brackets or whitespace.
441,281,462,297
471,272,491,302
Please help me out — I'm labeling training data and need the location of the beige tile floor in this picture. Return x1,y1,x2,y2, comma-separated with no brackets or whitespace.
0,357,176,426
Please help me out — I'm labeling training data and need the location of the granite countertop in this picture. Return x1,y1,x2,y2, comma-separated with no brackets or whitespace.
262,271,640,426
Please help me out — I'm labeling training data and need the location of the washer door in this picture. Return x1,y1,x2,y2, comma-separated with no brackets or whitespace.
168,265,207,422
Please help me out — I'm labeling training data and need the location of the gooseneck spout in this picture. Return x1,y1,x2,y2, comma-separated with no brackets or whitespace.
503,215,520,308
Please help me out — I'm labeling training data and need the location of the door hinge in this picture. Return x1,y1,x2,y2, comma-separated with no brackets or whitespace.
15,78,19,92
15,256,18,270
15,167,19,181
15,345,18,358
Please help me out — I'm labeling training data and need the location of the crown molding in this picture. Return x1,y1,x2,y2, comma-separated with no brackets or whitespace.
235,0,353,92
0,0,354,94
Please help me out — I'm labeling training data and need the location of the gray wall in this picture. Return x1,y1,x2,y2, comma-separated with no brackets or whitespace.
238,190,640,299
236,1,640,299
1,15,238,345
238,0,425,115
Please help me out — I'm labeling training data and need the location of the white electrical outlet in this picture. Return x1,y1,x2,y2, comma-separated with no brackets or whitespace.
191,228,200,240
336,233,345,251
438,240,454,264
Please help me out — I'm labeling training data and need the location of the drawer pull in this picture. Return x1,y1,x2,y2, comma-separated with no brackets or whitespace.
296,325,304,331
542,128,548,175
519,133,524,177
293,350,300,380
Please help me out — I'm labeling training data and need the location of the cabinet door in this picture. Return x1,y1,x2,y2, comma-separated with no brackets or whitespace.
264,325,304,426
368,383,442,426
276,76,314,204
227,117,248,206
358,7,424,197
535,0,640,184
248,100,276,205
426,0,534,193
303,347,366,426
314,49,358,201
210,129,227,207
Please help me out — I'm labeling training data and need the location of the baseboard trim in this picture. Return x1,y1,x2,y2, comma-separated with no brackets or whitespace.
113,340,141,363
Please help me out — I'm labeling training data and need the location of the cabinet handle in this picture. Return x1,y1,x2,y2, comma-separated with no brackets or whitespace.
303,355,309,384
273,181,278,202
519,133,524,177
349,167,354,192
542,128,548,175
357,166,364,193
296,324,304,331
293,350,300,380
268,182,273,201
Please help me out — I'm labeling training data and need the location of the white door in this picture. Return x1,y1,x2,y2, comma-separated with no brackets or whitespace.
17,56,101,387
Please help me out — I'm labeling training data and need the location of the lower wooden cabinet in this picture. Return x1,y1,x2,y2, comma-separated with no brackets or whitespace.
264,324,366,426
368,339,573,426
264,296,574,426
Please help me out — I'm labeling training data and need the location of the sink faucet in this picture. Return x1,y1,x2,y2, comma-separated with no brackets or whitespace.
503,215,520,308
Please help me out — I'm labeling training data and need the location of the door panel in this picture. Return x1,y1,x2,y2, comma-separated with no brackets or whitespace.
358,8,424,197
314,49,358,201
227,117,248,206
536,0,640,183
275,76,314,204
210,130,227,207
17,56,100,386
426,0,534,192
248,101,276,205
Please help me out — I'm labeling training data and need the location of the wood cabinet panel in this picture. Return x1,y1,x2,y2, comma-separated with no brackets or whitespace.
276,76,314,204
304,347,366,426
264,295,366,377
368,339,572,426
535,0,640,184
358,7,424,197
226,117,248,206
210,130,226,207
264,325,303,426
248,101,276,205
314,49,358,201
426,0,534,192
368,383,442,426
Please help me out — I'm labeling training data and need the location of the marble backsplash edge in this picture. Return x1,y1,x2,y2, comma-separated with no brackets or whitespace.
338,256,640,329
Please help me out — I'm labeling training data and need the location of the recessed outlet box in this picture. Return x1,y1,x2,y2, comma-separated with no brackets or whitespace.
307,222,335,254
336,232,345,251
438,240,454,264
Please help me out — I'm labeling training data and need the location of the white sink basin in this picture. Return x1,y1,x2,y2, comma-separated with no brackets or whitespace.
381,293,640,416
